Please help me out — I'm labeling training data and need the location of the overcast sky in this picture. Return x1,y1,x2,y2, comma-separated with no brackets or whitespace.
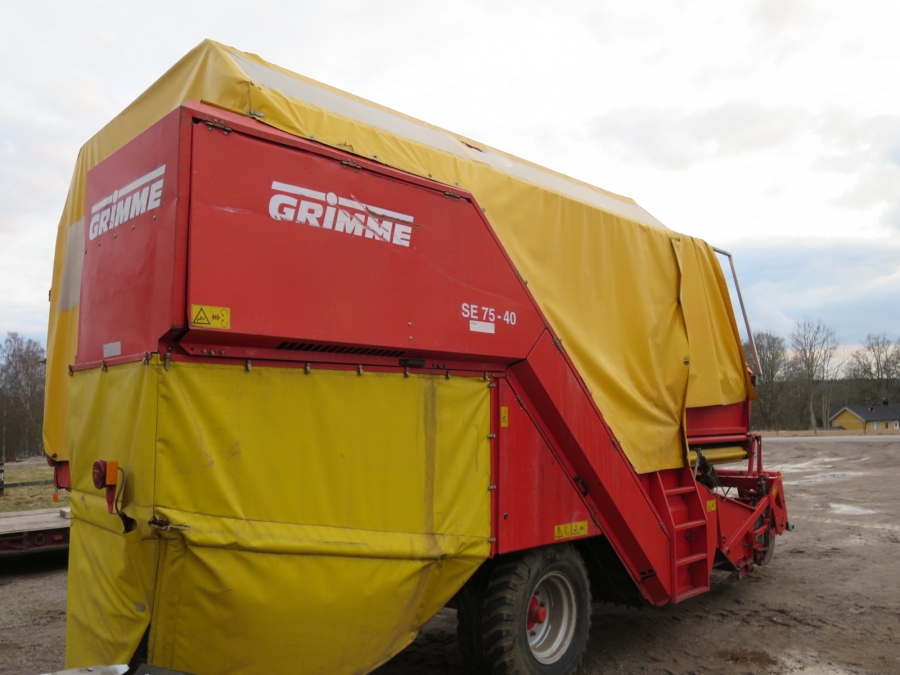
1,1,898,349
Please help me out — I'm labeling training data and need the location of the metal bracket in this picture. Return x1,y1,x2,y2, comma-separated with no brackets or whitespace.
204,119,232,136
573,476,589,496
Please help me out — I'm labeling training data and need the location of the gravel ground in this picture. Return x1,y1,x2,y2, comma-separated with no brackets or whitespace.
1,437,898,675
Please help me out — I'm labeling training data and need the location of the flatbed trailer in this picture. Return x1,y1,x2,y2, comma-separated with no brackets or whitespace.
44,41,789,675
0,508,71,556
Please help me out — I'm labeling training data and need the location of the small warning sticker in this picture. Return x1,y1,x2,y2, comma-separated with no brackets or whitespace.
191,304,231,330
554,520,588,541
707,499,717,512
500,406,509,428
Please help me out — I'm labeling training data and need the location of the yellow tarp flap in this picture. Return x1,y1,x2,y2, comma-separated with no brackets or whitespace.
65,362,491,674
65,360,161,666
45,39,749,475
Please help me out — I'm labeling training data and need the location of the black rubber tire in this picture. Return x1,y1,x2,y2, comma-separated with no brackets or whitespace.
457,559,495,672
457,544,592,675
754,513,776,566
758,528,776,566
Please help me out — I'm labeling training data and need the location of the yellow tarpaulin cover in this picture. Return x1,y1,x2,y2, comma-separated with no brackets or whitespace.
66,359,490,673
45,39,748,476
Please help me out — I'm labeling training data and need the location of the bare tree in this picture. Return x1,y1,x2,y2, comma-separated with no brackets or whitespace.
745,330,787,429
845,334,900,404
789,318,838,430
0,332,46,459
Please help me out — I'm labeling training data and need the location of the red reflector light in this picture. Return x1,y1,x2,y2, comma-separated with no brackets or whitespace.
92,460,107,489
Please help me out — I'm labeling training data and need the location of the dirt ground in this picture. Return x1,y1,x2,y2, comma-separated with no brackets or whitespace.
1,437,898,675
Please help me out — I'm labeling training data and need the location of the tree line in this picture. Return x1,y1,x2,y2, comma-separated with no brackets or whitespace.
0,332,46,461
0,320,896,458
746,319,900,431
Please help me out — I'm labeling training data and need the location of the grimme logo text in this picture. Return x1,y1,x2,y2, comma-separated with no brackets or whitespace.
89,165,165,241
268,181,414,247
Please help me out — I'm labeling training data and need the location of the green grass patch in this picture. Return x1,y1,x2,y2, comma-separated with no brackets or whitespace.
0,462,70,513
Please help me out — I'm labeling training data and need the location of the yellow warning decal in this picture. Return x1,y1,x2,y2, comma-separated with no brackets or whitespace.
554,520,588,540
500,406,509,427
771,485,778,497
707,499,717,512
191,304,231,330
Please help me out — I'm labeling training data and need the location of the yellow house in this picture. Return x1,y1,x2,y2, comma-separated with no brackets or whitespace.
830,403,900,431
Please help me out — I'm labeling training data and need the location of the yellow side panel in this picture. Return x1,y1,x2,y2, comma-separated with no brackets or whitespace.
154,363,490,535
65,521,159,668
148,363,490,674
64,361,490,673
65,360,161,667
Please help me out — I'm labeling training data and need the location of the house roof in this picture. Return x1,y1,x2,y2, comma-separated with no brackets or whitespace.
831,404,900,423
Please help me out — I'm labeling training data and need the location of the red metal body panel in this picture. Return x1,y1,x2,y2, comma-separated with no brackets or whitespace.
185,121,543,360
77,109,189,366
510,332,673,605
495,378,600,554
72,101,789,611
686,401,750,443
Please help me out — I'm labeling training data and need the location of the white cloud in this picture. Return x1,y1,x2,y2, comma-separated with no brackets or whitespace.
730,238,900,342
586,103,805,169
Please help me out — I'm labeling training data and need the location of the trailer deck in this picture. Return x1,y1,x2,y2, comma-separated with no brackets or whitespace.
0,508,71,555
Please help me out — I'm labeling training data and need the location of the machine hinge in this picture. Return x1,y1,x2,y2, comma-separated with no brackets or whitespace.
552,337,563,353
68,365,73,377
487,433,497,439
341,160,362,172
248,109,266,118
488,537,497,543
204,119,232,135
488,485,497,491
164,353,171,371
443,190,462,201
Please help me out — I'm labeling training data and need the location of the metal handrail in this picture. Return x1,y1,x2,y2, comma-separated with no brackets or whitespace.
712,247,761,378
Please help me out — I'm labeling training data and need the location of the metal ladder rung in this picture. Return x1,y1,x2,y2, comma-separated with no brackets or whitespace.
674,519,707,531
675,586,708,603
665,486,695,496
676,552,708,566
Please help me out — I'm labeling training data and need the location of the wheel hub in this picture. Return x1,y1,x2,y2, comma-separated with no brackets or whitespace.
526,571,577,665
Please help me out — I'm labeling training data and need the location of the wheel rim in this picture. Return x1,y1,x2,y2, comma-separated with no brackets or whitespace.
526,571,577,665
